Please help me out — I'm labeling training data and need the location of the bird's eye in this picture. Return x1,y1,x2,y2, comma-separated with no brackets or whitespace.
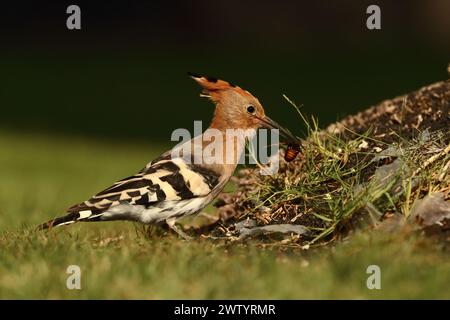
247,105,255,114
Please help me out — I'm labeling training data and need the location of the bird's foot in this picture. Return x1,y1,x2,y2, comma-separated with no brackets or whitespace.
166,218,193,240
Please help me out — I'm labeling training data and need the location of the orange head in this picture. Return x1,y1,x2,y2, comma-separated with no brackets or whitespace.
189,72,297,142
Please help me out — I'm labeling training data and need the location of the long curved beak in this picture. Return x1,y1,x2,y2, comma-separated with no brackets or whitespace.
256,115,299,144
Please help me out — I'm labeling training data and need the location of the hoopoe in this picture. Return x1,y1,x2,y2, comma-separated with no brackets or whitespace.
39,73,298,239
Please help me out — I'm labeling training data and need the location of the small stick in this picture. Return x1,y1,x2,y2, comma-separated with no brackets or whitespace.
412,143,450,177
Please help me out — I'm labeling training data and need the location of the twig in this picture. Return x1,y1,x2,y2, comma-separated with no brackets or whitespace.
412,143,450,177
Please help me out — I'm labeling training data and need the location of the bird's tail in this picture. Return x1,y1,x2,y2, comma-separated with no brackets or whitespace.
38,201,108,231
37,212,102,230
37,212,93,230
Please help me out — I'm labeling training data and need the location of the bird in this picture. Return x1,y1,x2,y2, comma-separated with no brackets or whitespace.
38,73,298,239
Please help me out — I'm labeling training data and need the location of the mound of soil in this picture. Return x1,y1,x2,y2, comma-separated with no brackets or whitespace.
210,78,449,241
326,80,449,144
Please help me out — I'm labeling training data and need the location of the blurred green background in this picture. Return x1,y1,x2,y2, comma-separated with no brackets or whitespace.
1,0,449,142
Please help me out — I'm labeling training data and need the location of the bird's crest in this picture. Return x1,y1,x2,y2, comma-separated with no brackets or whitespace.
188,72,252,102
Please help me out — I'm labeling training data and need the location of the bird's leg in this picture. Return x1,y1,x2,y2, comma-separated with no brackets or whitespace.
165,217,193,240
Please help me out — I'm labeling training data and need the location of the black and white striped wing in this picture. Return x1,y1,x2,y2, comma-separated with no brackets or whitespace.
58,157,221,224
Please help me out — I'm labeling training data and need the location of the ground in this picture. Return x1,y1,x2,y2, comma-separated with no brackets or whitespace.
0,80,449,299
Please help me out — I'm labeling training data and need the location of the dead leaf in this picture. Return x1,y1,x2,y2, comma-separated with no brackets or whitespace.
235,220,310,240
409,192,450,228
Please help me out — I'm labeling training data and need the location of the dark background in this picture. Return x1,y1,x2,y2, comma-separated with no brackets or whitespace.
1,0,449,142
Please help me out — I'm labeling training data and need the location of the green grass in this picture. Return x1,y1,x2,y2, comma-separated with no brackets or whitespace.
1,131,449,299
